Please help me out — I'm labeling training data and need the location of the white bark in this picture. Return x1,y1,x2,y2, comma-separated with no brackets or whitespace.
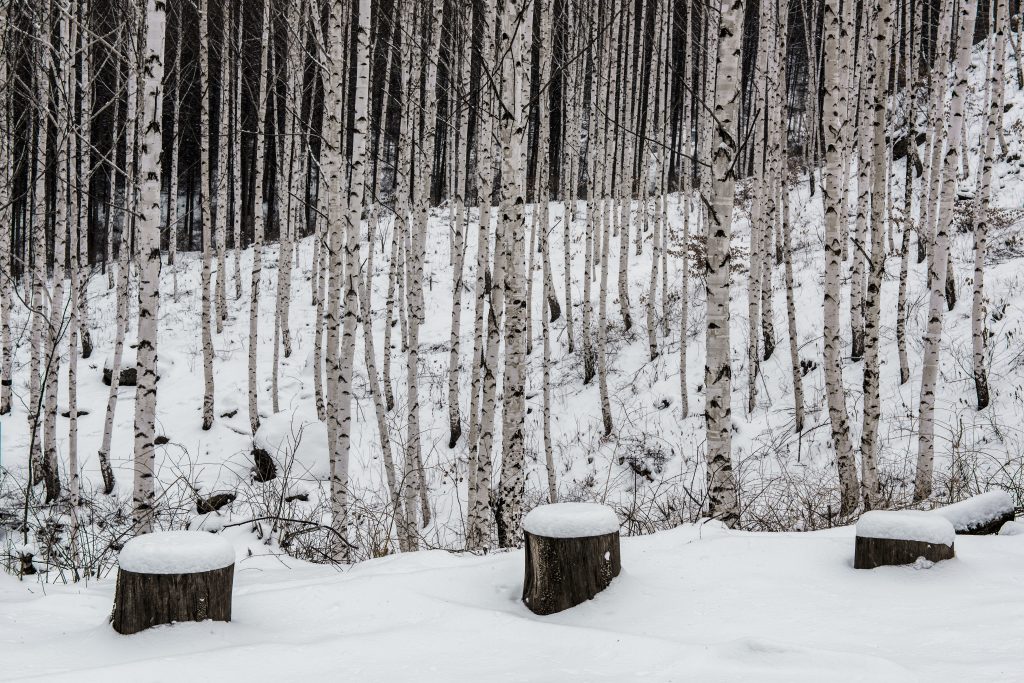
972,0,1007,412
247,0,271,435
703,0,744,527
131,0,167,534
915,0,977,501
860,0,892,510
200,0,216,430
822,0,859,515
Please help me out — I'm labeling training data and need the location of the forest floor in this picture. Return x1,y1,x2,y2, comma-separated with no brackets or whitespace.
1,30,1024,683
3,521,1024,681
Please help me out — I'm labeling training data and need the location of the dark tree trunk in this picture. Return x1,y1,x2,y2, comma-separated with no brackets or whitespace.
522,531,621,615
854,536,954,569
112,564,234,635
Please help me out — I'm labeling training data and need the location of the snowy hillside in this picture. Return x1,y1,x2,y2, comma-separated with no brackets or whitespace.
4,31,1024,563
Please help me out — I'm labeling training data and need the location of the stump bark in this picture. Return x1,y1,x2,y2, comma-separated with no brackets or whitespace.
854,536,954,569
523,531,620,615
111,564,234,635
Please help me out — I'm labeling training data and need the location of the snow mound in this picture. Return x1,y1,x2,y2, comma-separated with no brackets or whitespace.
522,502,620,538
103,347,137,371
933,491,1015,532
118,531,234,574
103,346,173,374
856,511,955,546
998,520,1024,536
253,410,330,480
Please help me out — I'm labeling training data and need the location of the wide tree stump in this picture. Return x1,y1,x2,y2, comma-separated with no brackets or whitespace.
112,531,235,635
934,490,1016,535
854,511,955,569
522,503,621,615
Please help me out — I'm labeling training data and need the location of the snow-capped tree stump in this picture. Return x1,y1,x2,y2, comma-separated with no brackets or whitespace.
934,491,1015,535
112,531,235,635
854,511,955,569
522,503,621,615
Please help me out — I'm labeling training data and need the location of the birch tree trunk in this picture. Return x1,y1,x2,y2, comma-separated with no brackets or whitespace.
27,9,51,493
497,0,532,548
860,0,892,511
703,0,744,527
447,6,472,449
214,16,228,335
915,0,977,502
43,4,70,504
328,0,373,561
247,0,270,435
0,0,11,417
822,0,860,515
200,0,216,430
746,0,772,415
132,0,167,534
466,0,496,548
972,0,1007,411
168,25,181,301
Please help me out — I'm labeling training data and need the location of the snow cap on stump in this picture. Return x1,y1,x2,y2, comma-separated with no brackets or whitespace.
933,490,1015,535
523,502,620,538
119,530,235,574
856,510,955,546
854,510,956,569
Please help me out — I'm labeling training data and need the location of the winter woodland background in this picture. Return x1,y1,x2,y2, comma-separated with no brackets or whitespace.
1,0,1024,675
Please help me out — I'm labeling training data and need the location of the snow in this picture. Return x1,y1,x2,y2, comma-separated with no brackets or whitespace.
251,410,330,481
4,524,1024,680
522,502,620,538
856,511,955,546
933,491,1015,532
118,531,235,574
998,520,1024,536
103,347,136,372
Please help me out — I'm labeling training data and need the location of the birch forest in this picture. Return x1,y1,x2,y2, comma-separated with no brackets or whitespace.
1,0,1024,581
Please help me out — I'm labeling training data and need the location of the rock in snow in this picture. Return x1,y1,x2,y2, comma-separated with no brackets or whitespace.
855,510,955,546
522,502,620,538
118,531,235,574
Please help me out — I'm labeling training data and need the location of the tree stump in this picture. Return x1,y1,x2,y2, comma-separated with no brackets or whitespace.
934,490,1015,535
854,511,955,569
522,503,621,615
112,531,235,635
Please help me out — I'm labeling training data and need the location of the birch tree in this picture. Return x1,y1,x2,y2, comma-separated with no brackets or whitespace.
972,0,1007,411
860,0,891,510
498,0,532,548
916,0,977,501
0,0,10,418
822,0,859,514
248,0,271,435
132,0,167,534
328,0,372,560
200,0,216,430
703,0,744,527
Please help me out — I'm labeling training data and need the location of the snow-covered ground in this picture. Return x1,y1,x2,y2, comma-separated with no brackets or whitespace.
3,522,1024,681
